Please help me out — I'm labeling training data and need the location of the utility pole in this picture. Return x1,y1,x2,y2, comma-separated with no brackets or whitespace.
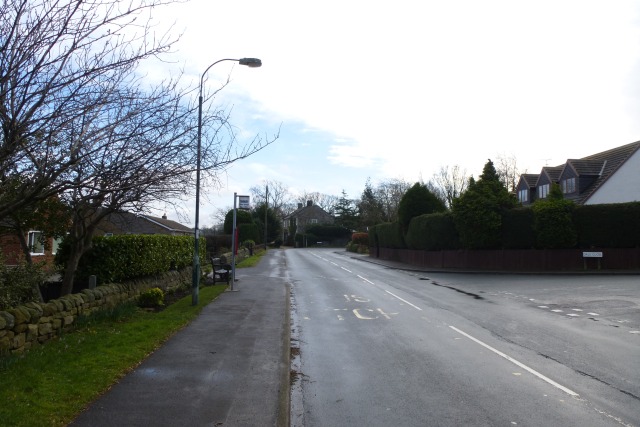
264,183,268,250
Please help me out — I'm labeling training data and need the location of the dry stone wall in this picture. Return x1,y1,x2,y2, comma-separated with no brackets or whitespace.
0,268,192,354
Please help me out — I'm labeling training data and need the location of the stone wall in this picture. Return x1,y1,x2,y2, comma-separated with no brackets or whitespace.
0,268,192,354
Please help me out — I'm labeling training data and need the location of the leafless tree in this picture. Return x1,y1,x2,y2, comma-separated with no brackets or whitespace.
0,0,187,218
1,0,277,295
249,180,292,217
373,178,412,222
426,165,470,209
494,153,523,193
295,191,339,215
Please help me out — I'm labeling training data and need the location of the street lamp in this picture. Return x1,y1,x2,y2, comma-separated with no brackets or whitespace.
192,57,262,305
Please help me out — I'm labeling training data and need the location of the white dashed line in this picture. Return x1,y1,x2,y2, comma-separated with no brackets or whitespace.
587,313,599,316
567,314,580,317
357,275,375,285
538,306,549,309
385,290,423,311
571,309,583,312
449,326,579,397
551,309,563,313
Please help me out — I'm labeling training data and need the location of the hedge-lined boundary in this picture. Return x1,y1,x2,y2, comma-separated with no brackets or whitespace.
370,202,640,251
56,235,204,285
0,268,191,354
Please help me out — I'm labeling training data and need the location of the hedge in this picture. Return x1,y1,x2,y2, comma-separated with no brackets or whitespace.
56,235,205,285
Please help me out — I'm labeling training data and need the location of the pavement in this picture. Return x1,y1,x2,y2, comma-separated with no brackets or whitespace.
70,249,291,427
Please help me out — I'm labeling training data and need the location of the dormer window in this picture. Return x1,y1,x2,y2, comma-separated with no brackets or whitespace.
518,189,528,203
561,177,576,194
538,184,549,199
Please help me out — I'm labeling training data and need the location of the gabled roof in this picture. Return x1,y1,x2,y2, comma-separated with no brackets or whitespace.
577,141,640,203
536,166,563,185
96,211,191,235
565,159,606,176
519,174,539,188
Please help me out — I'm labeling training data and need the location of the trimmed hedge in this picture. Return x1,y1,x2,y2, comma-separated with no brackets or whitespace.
574,202,640,248
405,212,461,250
56,235,204,285
372,201,640,252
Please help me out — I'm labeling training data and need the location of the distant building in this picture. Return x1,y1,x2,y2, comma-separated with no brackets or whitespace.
516,140,640,205
283,201,334,240
96,212,192,236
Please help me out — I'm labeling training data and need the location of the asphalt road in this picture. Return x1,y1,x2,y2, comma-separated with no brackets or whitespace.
287,248,640,427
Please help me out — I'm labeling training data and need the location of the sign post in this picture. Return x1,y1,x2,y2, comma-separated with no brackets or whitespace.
231,194,250,289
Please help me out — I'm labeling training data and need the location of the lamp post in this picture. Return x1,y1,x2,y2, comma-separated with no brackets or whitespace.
193,57,262,306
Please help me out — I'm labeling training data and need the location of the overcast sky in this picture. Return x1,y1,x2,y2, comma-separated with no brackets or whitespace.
147,0,640,227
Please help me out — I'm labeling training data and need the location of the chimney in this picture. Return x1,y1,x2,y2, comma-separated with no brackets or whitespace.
162,213,167,220
307,200,313,207
298,203,303,209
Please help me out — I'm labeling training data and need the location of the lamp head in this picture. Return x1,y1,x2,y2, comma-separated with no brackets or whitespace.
238,58,262,68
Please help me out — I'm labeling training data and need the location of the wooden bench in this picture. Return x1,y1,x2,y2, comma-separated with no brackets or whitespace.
210,257,231,285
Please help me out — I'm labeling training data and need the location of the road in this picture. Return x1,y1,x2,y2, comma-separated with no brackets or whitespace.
286,248,640,427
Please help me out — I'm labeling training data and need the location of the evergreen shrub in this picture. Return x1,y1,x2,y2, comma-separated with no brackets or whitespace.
573,202,640,248
55,235,204,285
405,212,461,250
502,208,535,249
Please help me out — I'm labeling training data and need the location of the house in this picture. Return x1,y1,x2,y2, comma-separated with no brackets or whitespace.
0,211,191,267
0,230,62,266
96,212,192,236
283,201,334,239
516,140,640,205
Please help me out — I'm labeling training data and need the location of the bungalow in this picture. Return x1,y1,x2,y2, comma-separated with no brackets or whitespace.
96,212,192,236
516,140,640,205
0,211,191,266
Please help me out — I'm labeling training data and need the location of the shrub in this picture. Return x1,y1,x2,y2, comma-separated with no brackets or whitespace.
0,255,45,310
138,288,165,308
533,184,577,249
55,234,203,285
405,212,461,250
351,232,369,245
398,183,446,234
452,160,517,249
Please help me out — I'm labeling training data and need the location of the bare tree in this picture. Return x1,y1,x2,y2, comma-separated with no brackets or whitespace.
0,0,191,219
494,153,523,193
373,178,412,222
249,180,292,217
295,191,339,214
427,165,470,209
0,0,278,295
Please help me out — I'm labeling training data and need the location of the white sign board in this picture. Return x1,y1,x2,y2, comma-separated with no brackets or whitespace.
582,251,603,258
238,195,250,209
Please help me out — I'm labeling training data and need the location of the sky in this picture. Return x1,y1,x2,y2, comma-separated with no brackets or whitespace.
145,0,640,228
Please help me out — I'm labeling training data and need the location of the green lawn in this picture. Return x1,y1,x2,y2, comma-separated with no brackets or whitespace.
0,284,227,427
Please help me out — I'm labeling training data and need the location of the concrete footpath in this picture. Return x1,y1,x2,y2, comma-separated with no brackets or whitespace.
70,249,290,427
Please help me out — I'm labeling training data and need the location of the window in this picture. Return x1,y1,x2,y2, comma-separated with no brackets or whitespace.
538,184,549,199
561,177,576,194
52,237,63,254
28,231,45,255
310,219,318,224
518,189,529,203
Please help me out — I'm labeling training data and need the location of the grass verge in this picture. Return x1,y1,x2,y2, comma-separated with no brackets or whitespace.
0,284,227,427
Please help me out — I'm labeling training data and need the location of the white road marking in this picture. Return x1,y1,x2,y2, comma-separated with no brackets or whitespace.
551,309,563,313
538,305,549,308
449,325,579,397
357,275,375,285
385,290,423,311
572,309,583,312
630,331,640,334
587,313,599,316
567,314,580,317
341,267,352,273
